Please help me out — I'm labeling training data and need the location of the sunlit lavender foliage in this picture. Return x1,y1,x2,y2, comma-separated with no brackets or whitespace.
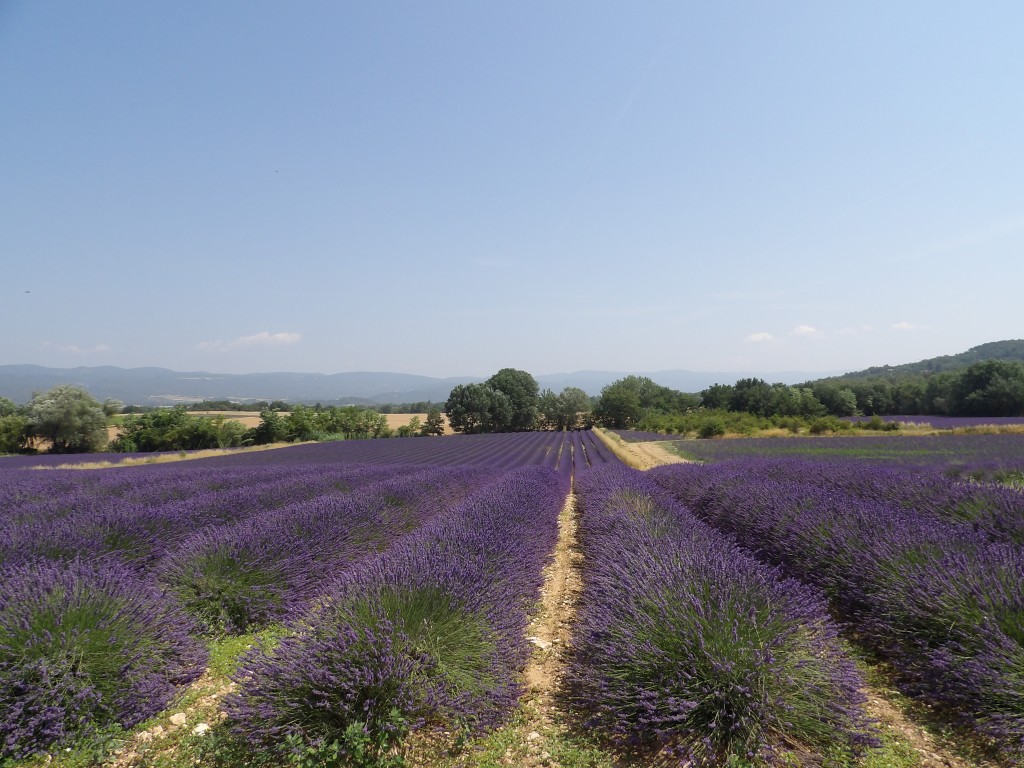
651,460,1024,752
155,466,497,633
565,465,874,765
0,559,206,760
226,466,566,761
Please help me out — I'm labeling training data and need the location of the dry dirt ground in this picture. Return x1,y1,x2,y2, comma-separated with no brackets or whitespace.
494,492,584,767
591,427,688,470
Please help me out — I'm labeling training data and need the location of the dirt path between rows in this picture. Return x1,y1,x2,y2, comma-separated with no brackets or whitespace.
514,491,584,766
592,427,687,470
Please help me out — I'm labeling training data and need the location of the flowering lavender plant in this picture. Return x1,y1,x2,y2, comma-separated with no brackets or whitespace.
226,466,566,762
565,466,874,765
651,460,1024,753
0,559,206,760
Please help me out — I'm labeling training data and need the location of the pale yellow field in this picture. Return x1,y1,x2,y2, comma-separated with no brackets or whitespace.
108,411,452,439
383,413,453,435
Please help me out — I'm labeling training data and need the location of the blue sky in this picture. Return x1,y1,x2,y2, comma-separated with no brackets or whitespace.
3,2,1022,378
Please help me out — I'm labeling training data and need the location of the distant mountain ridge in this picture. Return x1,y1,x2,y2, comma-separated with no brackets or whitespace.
820,340,1024,382
0,364,835,405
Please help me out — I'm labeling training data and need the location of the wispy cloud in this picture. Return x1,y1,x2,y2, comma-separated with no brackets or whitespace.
891,321,928,332
42,341,111,354
743,332,776,343
790,324,824,338
199,331,302,352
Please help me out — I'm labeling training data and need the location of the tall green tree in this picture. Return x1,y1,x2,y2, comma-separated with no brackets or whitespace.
485,368,540,431
420,407,446,436
594,380,643,429
595,376,694,428
0,414,29,454
952,360,1024,416
444,383,513,434
539,387,592,430
25,385,108,453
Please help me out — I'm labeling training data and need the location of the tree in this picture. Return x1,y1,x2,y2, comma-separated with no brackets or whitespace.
101,398,124,417
728,378,775,417
444,383,513,434
700,384,734,410
0,414,29,454
395,416,422,438
539,387,592,430
952,360,1024,416
594,380,643,429
485,368,540,431
594,376,693,429
420,408,446,436
0,396,19,418
249,409,289,444
25,385,108,453
810,382,860,417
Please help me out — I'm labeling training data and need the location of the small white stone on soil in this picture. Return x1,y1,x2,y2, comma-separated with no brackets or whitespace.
151,725,165,739
527,636,552,650
527,731,542,741
192,723,211,736
169,712,187,727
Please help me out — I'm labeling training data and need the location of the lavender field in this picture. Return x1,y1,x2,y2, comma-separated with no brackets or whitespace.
0,432,609,763
649,458,1024,756
616,430,1024,482
3,430,1023,765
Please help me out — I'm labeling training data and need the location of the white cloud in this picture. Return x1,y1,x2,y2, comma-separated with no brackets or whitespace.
743,332,776,343
891,321,927,332
199,331,302,352
791,324,824,338
42,342,111,354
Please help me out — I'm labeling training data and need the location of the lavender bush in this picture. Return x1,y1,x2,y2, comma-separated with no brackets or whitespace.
651,461,1024,753
0,559,206,760
225,466,566,762
565,466,874,765
155,466,497,634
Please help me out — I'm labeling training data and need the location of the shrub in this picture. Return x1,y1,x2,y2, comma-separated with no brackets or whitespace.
697,417,726,439
0,559,206,760
226,467,565,761
565,467,874,764
808,416,851,434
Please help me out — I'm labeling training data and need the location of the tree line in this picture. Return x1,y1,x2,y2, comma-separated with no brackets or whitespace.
0,387,446,455
4,358,1022,454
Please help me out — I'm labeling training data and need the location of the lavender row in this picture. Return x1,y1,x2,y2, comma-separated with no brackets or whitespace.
650,462,1024,753
1,463,406,569
707,458,1024,548
156,465,499,633
0,461,398,525
657,432,1024,480
225,466,567,762
191,430,617,474
565,465,873,765
0,463,505,758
